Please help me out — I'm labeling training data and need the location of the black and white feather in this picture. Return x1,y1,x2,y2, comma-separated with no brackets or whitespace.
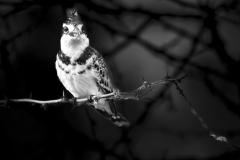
55,9,129,127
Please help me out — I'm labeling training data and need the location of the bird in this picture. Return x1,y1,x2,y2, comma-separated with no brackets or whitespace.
55,8,130,127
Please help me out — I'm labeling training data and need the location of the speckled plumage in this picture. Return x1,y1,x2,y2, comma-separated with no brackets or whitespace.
55,9,129,127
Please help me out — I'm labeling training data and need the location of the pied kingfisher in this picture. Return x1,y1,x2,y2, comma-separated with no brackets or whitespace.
55,9,129,127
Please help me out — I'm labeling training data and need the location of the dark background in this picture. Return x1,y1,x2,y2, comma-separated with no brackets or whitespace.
0,0,240,159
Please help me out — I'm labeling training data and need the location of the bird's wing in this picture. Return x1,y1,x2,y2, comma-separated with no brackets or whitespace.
87,47,130,127
90,47,113,94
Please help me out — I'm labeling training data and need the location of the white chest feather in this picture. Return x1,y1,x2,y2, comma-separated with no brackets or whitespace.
60,33,89,63
55,58,99,98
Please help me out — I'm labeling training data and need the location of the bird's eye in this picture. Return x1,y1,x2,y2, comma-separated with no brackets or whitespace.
81,26,85,33
63,26,69,34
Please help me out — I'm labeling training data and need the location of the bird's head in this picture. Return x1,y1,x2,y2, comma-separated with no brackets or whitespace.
60,9,89,60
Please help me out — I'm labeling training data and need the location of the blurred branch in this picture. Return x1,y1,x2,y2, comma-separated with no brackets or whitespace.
1,0,240,159
204,76,240,117
0,40,19,97
168,0,201,10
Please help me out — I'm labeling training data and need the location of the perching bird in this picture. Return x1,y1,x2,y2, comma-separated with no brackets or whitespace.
55,9,129,127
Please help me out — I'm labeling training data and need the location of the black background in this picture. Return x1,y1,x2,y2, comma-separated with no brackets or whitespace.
0,0,240,159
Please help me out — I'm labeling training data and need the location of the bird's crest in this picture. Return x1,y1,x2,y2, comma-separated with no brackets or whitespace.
66,8,81,24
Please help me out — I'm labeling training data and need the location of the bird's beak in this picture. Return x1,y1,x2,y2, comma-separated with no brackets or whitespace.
69,31,79,37
69,26,80,38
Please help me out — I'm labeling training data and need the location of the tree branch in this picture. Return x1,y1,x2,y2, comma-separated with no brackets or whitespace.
0,74,187,108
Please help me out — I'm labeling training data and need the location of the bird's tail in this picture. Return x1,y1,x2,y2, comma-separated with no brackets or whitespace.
110,112,130,127
90,100,130,127
109,100,130,127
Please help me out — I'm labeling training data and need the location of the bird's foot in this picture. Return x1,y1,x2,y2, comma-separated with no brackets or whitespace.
71,97,78,111
72,97,77,106
87,95,99,105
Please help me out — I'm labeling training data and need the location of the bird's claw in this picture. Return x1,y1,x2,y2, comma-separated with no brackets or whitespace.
72,97,77,106
87,95,99,104
70,97,78,111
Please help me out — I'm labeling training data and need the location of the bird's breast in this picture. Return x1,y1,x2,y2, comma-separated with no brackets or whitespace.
56,56,99,98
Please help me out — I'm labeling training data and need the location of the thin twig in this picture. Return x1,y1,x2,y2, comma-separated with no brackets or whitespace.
173,81,240,150
0,74,187,107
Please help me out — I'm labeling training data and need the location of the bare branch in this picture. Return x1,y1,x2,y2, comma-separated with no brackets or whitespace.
0,74,187,107
174,79,240,150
